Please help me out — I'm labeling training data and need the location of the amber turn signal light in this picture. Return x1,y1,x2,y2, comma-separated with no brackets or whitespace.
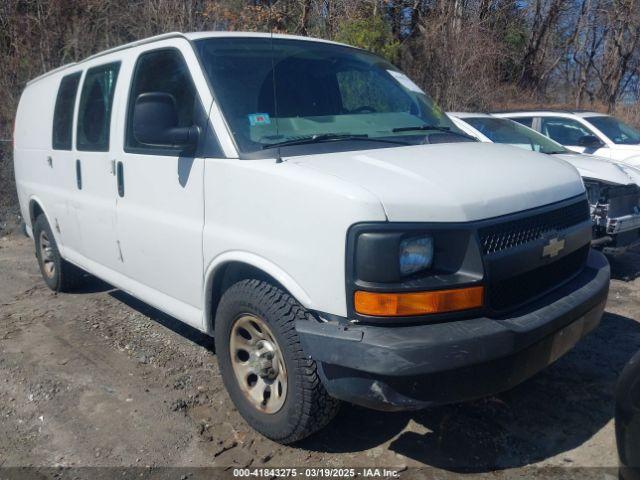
354,286,484,317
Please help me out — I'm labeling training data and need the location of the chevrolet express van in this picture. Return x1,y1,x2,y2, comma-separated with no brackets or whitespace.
14,32,610,443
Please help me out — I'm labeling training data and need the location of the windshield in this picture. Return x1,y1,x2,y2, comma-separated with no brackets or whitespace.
463,116,569,154
194,37,469,155
585,115,640,145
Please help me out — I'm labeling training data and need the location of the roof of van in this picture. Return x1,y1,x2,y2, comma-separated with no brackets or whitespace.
27,31,351,86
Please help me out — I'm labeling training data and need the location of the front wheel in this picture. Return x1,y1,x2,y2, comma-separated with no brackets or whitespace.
215,279,340,443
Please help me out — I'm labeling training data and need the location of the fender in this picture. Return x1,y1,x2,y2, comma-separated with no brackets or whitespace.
203,251,315,334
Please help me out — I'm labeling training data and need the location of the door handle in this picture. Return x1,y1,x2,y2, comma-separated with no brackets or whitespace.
46,156,53,168
116,161,124,197
75,159,82,190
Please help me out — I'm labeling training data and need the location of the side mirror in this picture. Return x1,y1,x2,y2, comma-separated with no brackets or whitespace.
132,92,199,148
577,134,603,149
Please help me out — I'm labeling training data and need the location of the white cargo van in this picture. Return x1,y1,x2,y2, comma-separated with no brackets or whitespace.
14,32,610,443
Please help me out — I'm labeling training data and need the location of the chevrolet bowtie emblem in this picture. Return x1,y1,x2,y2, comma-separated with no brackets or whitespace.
542,237,565,258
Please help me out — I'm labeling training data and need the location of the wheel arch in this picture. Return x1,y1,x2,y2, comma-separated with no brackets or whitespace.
27,196,54,239
28,197,47,224
203,252,314,335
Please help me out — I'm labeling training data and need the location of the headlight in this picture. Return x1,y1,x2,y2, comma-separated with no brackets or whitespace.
348,224,484,320
399,236,434,276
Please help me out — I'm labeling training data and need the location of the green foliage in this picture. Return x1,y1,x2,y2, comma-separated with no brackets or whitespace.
500,22,528,82
334,15,400,63
504,23,527,53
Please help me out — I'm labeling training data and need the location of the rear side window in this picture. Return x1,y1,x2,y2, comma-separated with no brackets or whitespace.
510,117,534,128
52,72,81,150
76,62,120,152
126,48,197,153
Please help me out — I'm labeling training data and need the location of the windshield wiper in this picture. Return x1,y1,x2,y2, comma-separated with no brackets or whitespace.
546,150,570,155
392,124,476,140
262,133,409,150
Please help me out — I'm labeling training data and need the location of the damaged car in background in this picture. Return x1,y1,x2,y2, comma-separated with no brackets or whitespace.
587,180,640,254
449,112,640,255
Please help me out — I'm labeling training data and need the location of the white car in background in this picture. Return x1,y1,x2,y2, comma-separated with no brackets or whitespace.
449,112,640,254
493,110,640,168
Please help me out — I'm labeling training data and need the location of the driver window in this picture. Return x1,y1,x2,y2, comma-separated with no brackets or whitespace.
126,48,197,152
540,117,594,145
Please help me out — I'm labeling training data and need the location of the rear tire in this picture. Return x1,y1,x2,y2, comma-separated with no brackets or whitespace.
33,214,84,292
215,279,340,443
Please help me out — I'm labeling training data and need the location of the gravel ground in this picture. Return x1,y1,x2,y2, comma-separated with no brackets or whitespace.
0,230,639,476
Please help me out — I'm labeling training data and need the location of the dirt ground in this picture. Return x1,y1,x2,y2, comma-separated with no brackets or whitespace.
1,228,639,476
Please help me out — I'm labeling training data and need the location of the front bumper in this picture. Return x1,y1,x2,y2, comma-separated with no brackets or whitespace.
606,212,640,235
595,210,640,255
297,249,610,411
599,226,640,255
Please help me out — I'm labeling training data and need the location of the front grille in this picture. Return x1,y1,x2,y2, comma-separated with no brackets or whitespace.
479,200,590,255
489,245,590,311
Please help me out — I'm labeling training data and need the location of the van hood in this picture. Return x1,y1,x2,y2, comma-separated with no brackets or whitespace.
289,143,584,222
551,152,638,186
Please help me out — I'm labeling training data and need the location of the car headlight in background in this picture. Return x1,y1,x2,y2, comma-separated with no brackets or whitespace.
399,236,434,276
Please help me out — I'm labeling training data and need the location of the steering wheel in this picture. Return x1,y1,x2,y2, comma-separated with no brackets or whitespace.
350,105,377,114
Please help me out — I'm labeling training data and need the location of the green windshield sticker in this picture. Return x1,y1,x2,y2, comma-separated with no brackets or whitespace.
249,113,271,126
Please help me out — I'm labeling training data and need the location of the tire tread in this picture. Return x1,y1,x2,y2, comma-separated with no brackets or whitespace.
216,279,340,443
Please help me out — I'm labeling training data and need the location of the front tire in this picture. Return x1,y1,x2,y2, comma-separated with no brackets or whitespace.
33,214,84,292
215,279,340,443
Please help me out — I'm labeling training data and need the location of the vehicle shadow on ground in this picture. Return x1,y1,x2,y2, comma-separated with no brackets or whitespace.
300,311,640,472
608,249,640,282
68,274,214,350
108,289,216,351
73,274,215,353
72,274,114,294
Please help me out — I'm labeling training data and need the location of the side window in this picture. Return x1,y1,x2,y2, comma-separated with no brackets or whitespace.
510,117,534,128
52,72,81,150
126,49,197,153
541,117,593,145
76,62,120,151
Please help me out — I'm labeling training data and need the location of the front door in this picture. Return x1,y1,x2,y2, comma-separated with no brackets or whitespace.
540,116,609,156
111,45,217,328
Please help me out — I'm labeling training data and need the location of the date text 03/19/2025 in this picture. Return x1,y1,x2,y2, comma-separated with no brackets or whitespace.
232,468,403,478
